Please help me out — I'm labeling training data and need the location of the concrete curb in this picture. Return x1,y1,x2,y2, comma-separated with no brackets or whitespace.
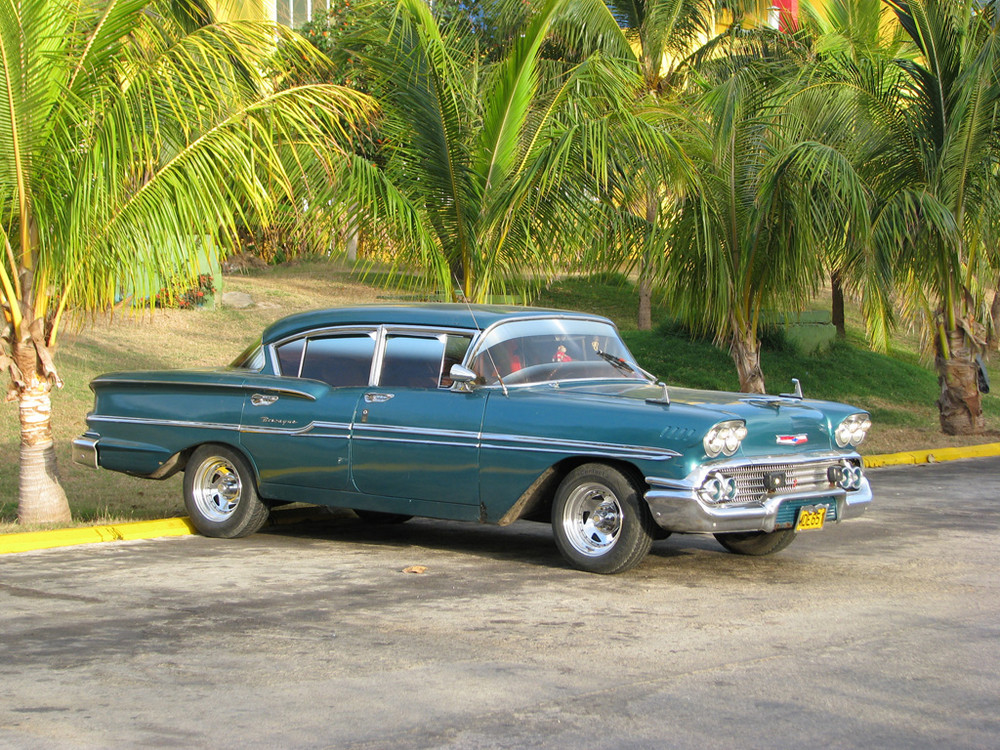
0,517,197,556
3,444,1000,556
862,442,1000,468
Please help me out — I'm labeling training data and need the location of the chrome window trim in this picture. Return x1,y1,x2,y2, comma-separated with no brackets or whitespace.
464,313,615,365
463,315,644,386
268,324,476,387
268,326,379,378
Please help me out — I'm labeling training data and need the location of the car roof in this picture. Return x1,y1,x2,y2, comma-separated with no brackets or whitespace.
260,304,613,345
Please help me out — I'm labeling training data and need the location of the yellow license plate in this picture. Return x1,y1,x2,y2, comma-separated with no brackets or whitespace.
795,505,828,532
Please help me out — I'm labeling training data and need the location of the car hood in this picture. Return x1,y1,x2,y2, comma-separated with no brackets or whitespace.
546,380,858,454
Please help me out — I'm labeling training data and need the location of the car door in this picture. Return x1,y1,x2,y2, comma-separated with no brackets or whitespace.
240,329,376,502
349,330,486,507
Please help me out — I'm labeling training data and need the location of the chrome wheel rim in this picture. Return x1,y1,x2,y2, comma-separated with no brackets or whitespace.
561,482,622,557
191,457,241,522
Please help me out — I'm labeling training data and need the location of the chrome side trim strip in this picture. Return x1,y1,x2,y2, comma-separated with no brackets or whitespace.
89,415,241,432
89,415,676,462
352,435,478,449
354,424,480,441
242,420,350,437
352,424,677,461
90,378,319,401
352,423,479,449
90,414,352,438
482,432,679,462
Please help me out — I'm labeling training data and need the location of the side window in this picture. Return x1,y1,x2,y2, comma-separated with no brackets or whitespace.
380,335,446,388
440,334,474,387
299,334,377,387
276,338,305,377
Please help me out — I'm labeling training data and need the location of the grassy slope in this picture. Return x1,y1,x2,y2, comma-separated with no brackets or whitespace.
2,262,996,529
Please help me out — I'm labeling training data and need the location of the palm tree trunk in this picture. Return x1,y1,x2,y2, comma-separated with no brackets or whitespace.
831,270,846,339
730,328,766,394
16,375,71,525
637,192,657,331
637,274,652,331
988,278,1000,347
936,327,985,435
345,204,359,262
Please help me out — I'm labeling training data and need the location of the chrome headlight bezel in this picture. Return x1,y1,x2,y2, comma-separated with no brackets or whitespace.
835,413,872,447
699,472,739,504
704,420,748,458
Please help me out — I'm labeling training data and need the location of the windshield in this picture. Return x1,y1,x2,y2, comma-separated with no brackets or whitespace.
468,318,646,386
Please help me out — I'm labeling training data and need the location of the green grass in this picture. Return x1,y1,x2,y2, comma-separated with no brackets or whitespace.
3,261,997,530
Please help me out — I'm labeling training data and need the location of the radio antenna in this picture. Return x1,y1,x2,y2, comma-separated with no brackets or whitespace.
456,282,508,397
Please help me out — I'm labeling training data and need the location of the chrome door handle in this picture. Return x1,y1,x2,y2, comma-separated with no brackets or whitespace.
364,392,394,404
251,393,279,406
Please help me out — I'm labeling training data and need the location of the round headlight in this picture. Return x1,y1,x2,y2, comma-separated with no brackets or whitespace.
706,430,725,456
704,420,747,458
835,413,871,447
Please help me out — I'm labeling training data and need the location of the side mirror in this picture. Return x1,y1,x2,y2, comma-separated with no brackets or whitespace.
449,364,478,390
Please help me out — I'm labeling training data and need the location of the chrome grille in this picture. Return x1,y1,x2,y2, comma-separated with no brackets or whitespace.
708,459,846,505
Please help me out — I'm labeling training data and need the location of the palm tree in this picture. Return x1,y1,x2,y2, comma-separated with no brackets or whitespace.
353,0,674,302
658,45,870,392
844,0,1000,433
796,0,910,342
0,0,376,524
585,0,718,329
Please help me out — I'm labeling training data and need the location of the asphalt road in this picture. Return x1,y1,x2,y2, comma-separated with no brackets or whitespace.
1,458,998,749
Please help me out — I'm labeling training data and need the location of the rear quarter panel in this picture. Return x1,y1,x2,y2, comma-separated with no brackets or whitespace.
88,371,248,477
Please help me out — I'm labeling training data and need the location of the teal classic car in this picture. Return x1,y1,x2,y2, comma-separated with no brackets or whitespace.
74,305,873,573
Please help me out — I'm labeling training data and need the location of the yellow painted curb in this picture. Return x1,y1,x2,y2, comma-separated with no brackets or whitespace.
0,517,197,556
864,442,1000,468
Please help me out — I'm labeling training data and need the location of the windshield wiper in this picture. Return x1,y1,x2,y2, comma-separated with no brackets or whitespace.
596,350,669,403
596,350,648,378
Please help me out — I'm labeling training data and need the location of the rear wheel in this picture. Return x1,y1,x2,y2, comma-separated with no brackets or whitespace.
184,445,269,538
551,464,655,574
714,529,797,556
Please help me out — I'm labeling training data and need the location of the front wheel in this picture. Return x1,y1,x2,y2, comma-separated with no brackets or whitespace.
184,445,269,538
714,529,797,556
551,464,655,574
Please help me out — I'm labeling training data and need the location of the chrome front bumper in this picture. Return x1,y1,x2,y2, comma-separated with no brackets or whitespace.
72,434,99,469
645,453,873,534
